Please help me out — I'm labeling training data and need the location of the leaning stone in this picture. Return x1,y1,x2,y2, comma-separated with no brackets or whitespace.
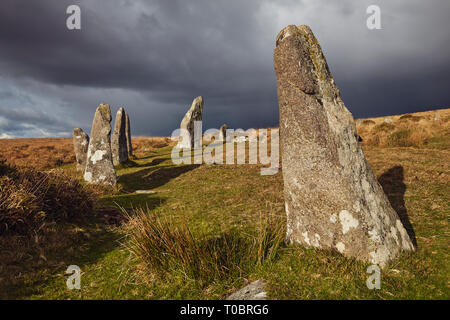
273,25,414,267
179,96,203,148
384,118,393,124
84,104,117,186
72,128,89,172
227,280,267,300
125,112,133,157
434,113,440,121
111,107,128,165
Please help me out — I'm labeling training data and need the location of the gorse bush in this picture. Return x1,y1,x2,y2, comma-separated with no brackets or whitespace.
125,208,285,287
388,129,413,147
0,161,94,234
374,122,395,133
399,114,422,122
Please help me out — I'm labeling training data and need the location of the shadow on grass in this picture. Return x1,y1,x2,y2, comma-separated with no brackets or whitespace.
117,157,171,169
136,151,174,161
0,215,122,299
119,164,200,191
378,165,417,247
99,194,167,211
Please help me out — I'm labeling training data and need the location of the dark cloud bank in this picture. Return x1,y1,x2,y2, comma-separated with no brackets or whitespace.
0,0,449,138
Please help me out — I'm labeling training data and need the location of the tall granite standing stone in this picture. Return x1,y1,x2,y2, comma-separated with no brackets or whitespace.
111,107,128,165
72,128,89,172
219,124,228,141
84,104,117,186
179,96,203,148
273,25,414,266
125,112,133,157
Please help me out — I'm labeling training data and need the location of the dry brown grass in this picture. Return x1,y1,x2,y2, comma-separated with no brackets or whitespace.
0,161,95,234
0,137,176,170
0,138,75,170
131,136,175,157
356,108,450,149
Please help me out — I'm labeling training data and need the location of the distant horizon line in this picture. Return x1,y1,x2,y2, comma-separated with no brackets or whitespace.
0,106,448,140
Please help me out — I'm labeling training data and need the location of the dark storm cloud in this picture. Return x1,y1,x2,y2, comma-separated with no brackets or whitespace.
0,0,449,138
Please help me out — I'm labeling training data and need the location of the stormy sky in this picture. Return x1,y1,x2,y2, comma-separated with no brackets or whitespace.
0,0,449,138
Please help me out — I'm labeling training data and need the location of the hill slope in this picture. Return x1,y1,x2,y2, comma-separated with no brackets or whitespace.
355,108,449,149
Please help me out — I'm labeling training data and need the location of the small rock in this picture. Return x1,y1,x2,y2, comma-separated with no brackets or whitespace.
135,190,156,194
227,280,267,300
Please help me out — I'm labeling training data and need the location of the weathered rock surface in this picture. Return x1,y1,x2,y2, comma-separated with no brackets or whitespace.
274,25,414,266
219,124,228,141
135,190,156,194
125,112,133,157
227,280,267,300
84,104,117,186
111,107,128,165
179,96,203,148
72,128,89,172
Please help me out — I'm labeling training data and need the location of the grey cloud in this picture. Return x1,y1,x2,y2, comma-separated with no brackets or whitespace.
0,0,449,138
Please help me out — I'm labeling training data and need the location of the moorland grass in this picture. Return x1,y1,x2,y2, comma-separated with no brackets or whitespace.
1,143,446,300
0,109,448,299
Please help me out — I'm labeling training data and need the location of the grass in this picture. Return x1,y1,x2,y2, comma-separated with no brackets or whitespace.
0,138,75,170
356,107,450,149
0,161,94,234
124,207,284,288
0,109,449,299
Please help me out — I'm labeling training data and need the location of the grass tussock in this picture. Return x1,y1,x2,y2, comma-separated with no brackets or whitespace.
124,207,284,287
356,108,450,148
0,160,94,234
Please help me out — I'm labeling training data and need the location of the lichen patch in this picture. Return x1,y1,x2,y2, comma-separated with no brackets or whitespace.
91,150,106,164
339,210,359,234
330,213,338,223
336,242,345,253
302,231,311,245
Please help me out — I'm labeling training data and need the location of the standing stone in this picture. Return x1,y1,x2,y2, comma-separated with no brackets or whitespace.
274,25,414,266
72,128,89,172
84,104,117,186
111,107,128,165
125,112,133,157
219,124,228,141
179,96,203,148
